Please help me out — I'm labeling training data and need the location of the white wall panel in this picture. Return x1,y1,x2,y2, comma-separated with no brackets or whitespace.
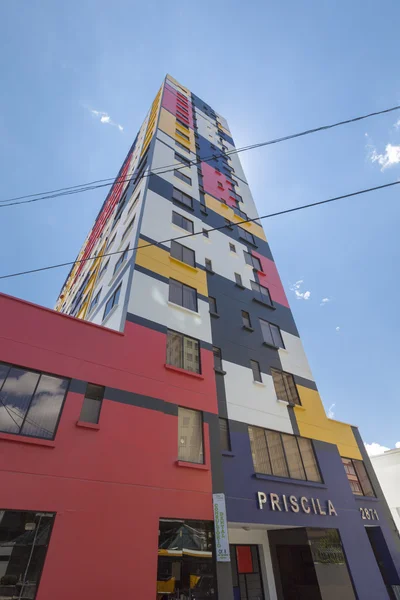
128,270,212,343
279,332,314,382
152,138,200,201
224,361,294,433
140,190,259,290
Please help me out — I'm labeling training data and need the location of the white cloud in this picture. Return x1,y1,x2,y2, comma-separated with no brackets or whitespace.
320,297,330,306
290,280,311,301
396,442,400,449
394,120,400,130
365,442,390,456
327,403,335,418
370,143,400,170
335,326,340,331
90,109,124,132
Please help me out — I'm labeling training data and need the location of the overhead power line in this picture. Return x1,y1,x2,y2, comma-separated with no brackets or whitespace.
0,179,398,281
1,103,400,209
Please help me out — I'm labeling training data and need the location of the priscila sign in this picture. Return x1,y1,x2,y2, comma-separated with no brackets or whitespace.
257,492,337,517
213,493,230,562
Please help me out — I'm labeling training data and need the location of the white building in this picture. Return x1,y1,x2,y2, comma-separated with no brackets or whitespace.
371,448,400,532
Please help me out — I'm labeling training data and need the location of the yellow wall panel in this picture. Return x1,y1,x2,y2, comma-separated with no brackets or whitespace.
158,108,195,152
295,386,362,460
136,238,208,296
204,194,267,242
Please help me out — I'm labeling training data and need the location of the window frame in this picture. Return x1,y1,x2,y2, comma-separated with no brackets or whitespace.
249,425,322,483
178,406,204,464
113,246,129,275
219,417,231,452
238,227,256,245
209,296,218,314
342,457,375,497
103,284,122,320
172,187,193,209
89,288,102,313
0,361,70,441
271,368,301,405
176,128,190,141
244,252,262,271
174,169,192,186
250,359,262,382
79,383,105,425
234,272,243,286
242,310,252,329
169,279,198,312
229,243,236,253
170,241,195,267
205,258,213,272
172,211,194,233
174,152,191,167
251,281,273,307
121,216,136,241
166,329,201,374
259,318,284,348
175,140,190,153
213,346,223,372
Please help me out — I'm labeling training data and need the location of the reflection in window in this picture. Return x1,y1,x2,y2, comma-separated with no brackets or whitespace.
80,384,104,424
0,510,55,599
0,363,68,440
157,519,216,600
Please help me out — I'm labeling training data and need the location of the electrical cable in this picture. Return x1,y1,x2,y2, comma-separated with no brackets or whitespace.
0,179,398,281
1,103,399,208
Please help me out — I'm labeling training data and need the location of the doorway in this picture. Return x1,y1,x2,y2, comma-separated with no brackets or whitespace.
230,544,265,600
366,526,400,600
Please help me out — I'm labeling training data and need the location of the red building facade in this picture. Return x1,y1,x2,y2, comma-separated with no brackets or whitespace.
0,292,217,599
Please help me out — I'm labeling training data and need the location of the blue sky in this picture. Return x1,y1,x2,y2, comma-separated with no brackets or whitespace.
0,0,399,453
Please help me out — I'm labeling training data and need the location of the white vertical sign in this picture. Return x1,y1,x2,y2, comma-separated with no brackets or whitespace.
213,493,230,562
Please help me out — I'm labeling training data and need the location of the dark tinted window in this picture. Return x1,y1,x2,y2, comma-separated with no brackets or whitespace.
170,241,195,267
169,279,197,312
259,319,284,347
172,211,194,233
219,418,231,451
0,363,68,440
80,383,104,424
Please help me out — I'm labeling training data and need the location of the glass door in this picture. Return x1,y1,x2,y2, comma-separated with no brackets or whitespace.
230,544,265,600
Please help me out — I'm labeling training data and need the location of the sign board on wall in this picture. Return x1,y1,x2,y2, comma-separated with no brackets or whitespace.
213,493,230,562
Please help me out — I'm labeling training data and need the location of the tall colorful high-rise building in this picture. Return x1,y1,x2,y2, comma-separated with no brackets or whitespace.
0,75,399,600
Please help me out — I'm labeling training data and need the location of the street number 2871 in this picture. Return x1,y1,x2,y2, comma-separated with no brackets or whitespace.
360,507,379,520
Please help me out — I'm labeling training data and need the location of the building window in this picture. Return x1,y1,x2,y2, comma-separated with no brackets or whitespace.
244,252,262,271
271,369,301,405
113,246,129,274
238,227,255,245
79,383,104,424
251,281,272,306
242,310,252,329
234,272,243,286
178,407,204,463
205,258,213,272
103,284,121,319
172,187,193,209
172,211,194,233
229,243,236,252
213,347,223,371
121,216,135,241
209,296,218,314
176,129,190,141
342,458,375,496
176,110,189,121
174,152,191,167
176,118,189,130
248,426,322,482
224,218,233,229
0,362,69,440
169,279,198,312
259,319,284,348
98,258,110,279
250,360,262,383
127,193,140,216
89,288,101,312
106,232,117,250
174,170,192,186
219,418,231,452
170,241,195,267
0,510,55,599
166,330,200,374
176,140,190,153
202,228,209,238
